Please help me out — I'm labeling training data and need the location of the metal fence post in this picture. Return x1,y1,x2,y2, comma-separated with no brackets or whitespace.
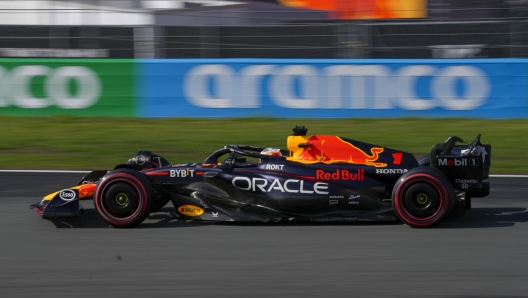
134,26,156,59
200,26,220,58
336,23,368,58
49,27,70,50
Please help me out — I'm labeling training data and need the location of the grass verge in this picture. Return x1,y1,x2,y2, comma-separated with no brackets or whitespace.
0,116,526,174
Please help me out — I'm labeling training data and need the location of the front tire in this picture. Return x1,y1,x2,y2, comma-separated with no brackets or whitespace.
392,167,454,228
94,169,153,228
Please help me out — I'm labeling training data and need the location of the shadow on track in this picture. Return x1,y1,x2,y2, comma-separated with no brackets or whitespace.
46,207,528,230
46,207,404,229
45,208,213,229
441,207,528,229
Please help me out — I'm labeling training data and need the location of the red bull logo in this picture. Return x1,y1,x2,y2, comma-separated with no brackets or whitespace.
287,135,387,167
316,169,364,181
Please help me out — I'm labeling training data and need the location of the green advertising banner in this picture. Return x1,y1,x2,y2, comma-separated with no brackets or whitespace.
0,59,134,116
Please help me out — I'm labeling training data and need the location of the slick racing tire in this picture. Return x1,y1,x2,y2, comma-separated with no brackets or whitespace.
94,169,153,228
392,167,455,228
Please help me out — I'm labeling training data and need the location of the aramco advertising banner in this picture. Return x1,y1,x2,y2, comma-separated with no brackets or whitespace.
0,58,526,118
138,59,527,118
0,59,134,116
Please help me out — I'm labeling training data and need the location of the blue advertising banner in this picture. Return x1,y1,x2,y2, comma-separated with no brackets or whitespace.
137,59,528,118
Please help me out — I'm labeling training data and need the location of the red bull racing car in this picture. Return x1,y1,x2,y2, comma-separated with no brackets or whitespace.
30,126,491,228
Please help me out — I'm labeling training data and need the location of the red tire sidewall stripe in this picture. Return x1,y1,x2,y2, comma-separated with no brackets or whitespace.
94,172,149,226
99,178,143,221
398,178,444,221
394,173,449,227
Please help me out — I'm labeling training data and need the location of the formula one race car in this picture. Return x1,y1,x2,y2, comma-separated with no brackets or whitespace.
30,126,491,228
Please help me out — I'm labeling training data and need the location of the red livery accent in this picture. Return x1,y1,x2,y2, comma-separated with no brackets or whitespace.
392,152,403,165
316,169,364,181
146,171,169,176
78,183,96,199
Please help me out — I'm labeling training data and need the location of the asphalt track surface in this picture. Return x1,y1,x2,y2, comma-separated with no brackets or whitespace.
1,172,527,298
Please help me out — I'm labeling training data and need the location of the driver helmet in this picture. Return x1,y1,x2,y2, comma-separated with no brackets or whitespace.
260,148,282,156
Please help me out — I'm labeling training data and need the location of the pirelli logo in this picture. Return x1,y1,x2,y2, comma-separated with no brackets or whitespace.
437,157,479,167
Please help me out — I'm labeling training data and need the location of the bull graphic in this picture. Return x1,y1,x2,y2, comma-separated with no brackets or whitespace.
78,184,96,199
287,135,387,167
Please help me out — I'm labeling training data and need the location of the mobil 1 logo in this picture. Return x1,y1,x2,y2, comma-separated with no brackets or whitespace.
437,157,479,167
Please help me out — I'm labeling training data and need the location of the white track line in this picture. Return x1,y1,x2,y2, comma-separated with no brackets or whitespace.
0,170,526,177
489,175,528,178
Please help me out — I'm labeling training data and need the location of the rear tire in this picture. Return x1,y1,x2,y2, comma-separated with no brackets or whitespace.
392,167,454,228
94,169,153,228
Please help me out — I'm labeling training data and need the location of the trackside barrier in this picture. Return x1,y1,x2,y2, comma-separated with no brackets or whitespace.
138,59,528,118
0,59,135,117
0,59,526,118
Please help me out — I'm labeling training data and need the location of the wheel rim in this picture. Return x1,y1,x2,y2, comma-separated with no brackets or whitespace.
403,183,440,219
102,182,140,218
115,193,129,206
416,193,428,205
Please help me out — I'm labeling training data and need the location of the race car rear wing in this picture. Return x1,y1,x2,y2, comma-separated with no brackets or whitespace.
430,134,491,197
